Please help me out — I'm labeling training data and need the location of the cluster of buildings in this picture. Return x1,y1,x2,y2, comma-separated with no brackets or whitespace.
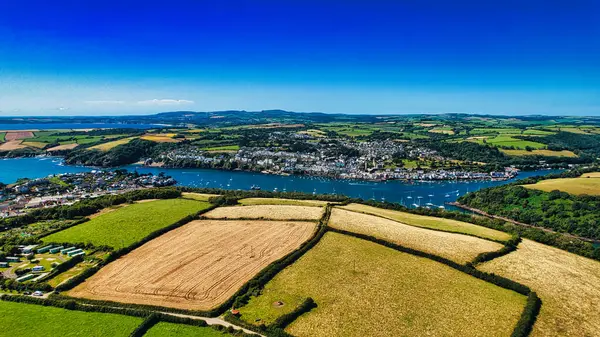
151,136,517,182
0,170,176,218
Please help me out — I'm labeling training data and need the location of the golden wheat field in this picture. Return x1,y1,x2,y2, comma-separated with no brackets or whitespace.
203,205,324,220
181,192,221,201
238,198,331,207
338,203,510,241
328,208,503,264
68,220,316,310
478,239,600,337
239,232,526,337
88,137,135,151
581,172,600,178
522,177,600,195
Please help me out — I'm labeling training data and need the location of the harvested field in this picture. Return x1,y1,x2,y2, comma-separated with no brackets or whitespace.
581,172,600,178
239,198,331,207
478,239,600,337
338,203,510,241
181,192,220,201
239,232,526,337
47,143,79,151
4,131,34,141
43,199,210,248
0,141,27,151
329,208,503,264
204,205,324,221
0,300,142,336
69,220,316,311
522,176,600,195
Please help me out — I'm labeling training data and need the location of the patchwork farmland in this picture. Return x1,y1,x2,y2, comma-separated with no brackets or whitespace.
4,191,597,337
238,232,526,337
68,219,317,310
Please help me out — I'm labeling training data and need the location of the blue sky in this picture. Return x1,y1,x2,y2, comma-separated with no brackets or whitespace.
1,1,599,116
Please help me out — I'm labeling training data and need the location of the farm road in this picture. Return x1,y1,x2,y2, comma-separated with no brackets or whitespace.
160,311,265,336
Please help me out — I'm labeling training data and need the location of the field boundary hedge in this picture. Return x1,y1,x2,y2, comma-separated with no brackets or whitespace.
469,235,521,266
327,228,540,337
269,297,316,330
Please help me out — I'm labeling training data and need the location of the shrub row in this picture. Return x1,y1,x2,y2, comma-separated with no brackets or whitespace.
55,204,218,293
270,297,316,330
229,206,331,311
130,313,160,337
511,292,542,337
224,312,293,337
469,235,521,266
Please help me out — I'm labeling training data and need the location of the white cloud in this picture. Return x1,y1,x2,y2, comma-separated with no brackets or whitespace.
137,99,195,106
84,100,126,105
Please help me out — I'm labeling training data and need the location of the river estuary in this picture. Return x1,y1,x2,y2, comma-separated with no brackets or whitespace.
0,157,561,209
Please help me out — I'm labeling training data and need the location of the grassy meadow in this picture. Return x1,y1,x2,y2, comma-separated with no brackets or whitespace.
43,199,211,248
143,322,231,337
338,203,510,241
522,176,600,196
238,232,526,337
0,300,142,337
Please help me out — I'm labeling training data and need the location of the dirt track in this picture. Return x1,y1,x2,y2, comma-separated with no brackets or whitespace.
69,220,316,310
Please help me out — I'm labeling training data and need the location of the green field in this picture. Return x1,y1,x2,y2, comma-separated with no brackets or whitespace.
143,322,231,337
201,145,240,152
0,300,142,337
471,135,545,149
0,132,6,142
238,232,525,337
43,199,211,248
522,176,600,196
338,203,511,241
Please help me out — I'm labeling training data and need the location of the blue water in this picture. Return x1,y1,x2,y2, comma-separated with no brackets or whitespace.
0,123,161,130
0,157,562,209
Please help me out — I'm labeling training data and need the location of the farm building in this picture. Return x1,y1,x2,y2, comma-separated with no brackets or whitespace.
67,249,84,257
49,246,64,254
32,266,45,272
70,251,86,258
6,256,20,262
37,245,53,254
19,245,38,254
61,247,78,254
0,262,8,268
16,274,35,282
